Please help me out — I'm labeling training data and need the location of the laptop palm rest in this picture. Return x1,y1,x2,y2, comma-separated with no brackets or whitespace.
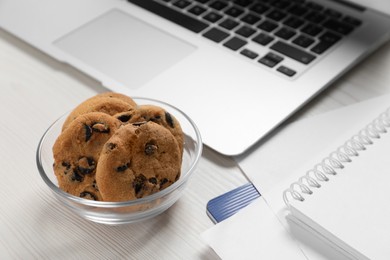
53,9,196,88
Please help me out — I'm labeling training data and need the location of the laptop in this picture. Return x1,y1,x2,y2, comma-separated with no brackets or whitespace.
1,0,390,156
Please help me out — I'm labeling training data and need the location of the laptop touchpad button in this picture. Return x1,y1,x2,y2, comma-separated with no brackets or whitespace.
54,9,196,88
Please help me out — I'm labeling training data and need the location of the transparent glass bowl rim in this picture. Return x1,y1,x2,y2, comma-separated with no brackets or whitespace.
36,97,203,208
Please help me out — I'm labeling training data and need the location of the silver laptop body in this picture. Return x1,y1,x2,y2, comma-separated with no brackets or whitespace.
1,0,390,155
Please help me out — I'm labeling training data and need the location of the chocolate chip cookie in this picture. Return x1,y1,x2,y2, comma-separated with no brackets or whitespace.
96,121,181,202
62,92,136,131
114,104,184,156
53,112,122,200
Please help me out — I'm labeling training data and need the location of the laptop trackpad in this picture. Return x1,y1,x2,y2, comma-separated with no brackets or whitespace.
54,9,195,88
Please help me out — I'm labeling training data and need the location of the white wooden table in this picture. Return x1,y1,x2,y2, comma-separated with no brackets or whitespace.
1,26,390,259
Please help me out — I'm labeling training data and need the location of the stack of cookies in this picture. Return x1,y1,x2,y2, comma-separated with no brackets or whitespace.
52,92,184,202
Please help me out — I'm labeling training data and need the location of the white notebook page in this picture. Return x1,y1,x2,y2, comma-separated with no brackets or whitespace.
288,123,390,260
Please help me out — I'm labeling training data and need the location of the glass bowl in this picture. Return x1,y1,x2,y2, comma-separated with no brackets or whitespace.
36,97,202,225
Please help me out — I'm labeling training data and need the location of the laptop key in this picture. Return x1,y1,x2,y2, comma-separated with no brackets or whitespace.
257,20,278,32
258,52,284,68
343,16,362,26
128,0,209,33
306,2,324,11
210,0,228,11
188,5,207,16
266,9,287,22
234,0,254,7
219,18,240,30
311,31,341,54
293,35,315,48
287,4,309,16
241,13,261,25
320,31,341,43
173,0,191,8
323,19,354,35
250,3,269,15
252,32,274,46
203,12,223,23
274,27,296,40
271,0,291,10
305,11,326,23
324,8,342,19
283,16,304,29
277,65,296,76
259,0,274,3
240,49,259,59
266,52,284,63
225,6,244,18
235,25,257,38
301,23,323,36
258,57,278,68
223,37,248,50
203,27,230,42
271,41,316,64
311,41,332,54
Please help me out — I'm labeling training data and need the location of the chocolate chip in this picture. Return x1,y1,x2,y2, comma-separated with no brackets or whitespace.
150,115,161,123
61,161,71,170
84,124,93,142
77,157,96,174
160,178,168,186
145,142,158,155
148,177,158,184
92,180,99,191
106,142,117,150
116,164,128,172
134,184,142,195
117,114,132,122
92,122,110,133
80,191,97,201
133,174,147,195
71,170,84,182
165,112,174,128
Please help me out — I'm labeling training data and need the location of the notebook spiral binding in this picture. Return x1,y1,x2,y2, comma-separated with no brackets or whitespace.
283,107,390,205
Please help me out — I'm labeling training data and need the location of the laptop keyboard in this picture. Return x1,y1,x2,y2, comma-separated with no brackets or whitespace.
127,0,362,78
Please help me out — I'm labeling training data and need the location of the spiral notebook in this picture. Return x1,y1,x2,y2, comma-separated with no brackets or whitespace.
283,106,390,260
